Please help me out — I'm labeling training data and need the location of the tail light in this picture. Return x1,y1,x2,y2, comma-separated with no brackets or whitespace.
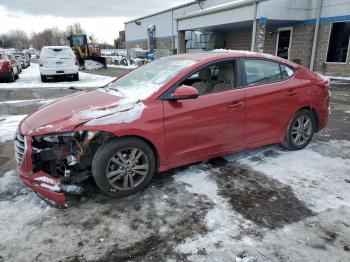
39,60,43,67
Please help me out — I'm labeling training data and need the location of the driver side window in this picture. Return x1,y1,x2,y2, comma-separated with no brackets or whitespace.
181,61,235,95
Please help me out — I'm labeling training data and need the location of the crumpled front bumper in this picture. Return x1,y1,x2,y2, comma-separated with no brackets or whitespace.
15,134,66,207
17,168,66,207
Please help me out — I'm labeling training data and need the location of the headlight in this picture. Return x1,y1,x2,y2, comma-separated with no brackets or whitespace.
39,132,76,142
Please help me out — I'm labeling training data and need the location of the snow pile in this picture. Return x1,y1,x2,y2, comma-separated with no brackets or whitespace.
84,60,104,70
0,115,26,142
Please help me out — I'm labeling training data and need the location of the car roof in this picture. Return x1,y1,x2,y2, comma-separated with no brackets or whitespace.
167,50,298,68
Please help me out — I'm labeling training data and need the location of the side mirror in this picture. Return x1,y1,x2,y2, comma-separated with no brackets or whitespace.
170,84,199,101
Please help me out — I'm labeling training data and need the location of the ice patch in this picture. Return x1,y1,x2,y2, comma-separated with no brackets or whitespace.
0,114,26,142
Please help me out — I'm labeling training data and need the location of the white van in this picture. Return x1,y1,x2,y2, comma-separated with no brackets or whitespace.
39,46,79,82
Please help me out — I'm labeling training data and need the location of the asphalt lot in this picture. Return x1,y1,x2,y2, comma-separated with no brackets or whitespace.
0,65,349,262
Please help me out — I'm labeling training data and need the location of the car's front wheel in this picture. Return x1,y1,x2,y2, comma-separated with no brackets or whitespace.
282,109,316,150
92,138,156,197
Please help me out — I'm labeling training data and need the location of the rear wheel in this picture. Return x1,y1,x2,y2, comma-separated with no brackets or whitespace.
73,73,79,81
282,110,315,150
92,138,156,197
41,74,47,82
7,71,15,83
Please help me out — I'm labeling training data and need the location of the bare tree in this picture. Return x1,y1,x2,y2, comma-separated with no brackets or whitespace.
0,30,30,50
66,23,85,35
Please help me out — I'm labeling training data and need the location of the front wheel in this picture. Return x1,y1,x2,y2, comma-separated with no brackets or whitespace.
282,110,316,150
92,138,156,197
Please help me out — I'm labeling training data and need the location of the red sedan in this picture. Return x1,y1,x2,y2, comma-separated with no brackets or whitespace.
15,51,330,206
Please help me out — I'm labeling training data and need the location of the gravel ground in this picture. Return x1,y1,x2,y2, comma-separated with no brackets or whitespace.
0,66,349,262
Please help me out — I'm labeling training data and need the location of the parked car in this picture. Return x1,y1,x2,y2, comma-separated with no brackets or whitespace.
6,53,19,80
13,52,28,69
24,53,31,67
39,46,79,82
11,54,22,73
0,50,18,82
15,51,330,207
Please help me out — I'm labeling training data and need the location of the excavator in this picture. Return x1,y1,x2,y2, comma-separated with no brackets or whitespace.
67,34,107,68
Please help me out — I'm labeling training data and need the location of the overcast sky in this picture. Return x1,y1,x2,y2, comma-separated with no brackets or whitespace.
0,0,188,44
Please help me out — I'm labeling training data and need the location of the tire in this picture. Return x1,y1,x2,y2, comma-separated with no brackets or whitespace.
41,74,47,82
92,137,156,197
282,109,316,150
73,73,79,81
14,74,19,80
7,71,15,83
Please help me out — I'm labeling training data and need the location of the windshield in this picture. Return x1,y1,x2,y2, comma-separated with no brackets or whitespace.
108,58,196,100
41,48,74,58
71,36,86,47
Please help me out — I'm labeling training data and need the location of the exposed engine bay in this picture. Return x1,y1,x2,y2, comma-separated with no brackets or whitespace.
31,131,109,194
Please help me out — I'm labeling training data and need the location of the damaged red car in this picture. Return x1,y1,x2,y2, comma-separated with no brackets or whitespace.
15,51,330,207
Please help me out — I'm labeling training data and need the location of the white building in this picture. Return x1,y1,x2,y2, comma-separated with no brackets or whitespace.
125,0,350,76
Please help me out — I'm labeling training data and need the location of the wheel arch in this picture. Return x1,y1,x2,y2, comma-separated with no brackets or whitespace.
96,131,161,172
295,106,319,131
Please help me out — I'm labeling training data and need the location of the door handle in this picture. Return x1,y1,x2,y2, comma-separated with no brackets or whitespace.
285,90,297,96
227,101,243,109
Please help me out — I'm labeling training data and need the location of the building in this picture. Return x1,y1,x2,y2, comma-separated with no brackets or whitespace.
125,0,350,76
114,30,126,49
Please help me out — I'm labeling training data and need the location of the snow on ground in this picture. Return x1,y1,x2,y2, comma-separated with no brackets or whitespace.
173,140,350,261
0,63,114,89
227,140,350,213
0,115,26,142
108,64,138,70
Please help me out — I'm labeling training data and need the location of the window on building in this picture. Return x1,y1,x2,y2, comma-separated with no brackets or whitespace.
243,59,282,86
326,22,350,63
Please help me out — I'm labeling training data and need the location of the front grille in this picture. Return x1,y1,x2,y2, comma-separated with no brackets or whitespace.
14,131,26,166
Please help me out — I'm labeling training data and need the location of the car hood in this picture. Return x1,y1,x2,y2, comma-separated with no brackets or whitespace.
20,89,137,136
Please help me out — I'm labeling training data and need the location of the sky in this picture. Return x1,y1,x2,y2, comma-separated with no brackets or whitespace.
0,0,188,44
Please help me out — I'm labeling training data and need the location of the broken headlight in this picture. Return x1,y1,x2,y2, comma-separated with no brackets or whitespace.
40,132,76,143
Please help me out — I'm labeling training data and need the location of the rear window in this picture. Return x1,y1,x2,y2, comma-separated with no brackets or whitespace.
243,59,295,86
41,47,74,58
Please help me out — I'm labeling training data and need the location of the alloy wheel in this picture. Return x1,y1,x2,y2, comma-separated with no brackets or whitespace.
106,148,149,190
291,115,313,146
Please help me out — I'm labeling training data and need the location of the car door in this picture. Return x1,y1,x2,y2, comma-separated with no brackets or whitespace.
242,58,296,147
162,60,245,166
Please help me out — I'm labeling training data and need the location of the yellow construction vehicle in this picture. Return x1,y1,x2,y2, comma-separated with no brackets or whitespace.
67,34,107,68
